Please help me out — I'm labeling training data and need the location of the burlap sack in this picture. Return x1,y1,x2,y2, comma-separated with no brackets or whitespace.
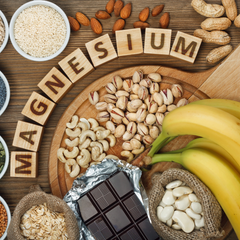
7,185,79,240
149,168,225,240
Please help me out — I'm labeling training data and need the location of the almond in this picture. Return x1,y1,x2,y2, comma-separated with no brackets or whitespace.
114,0,124,17
95,10,111,19
106,0,115,14
112,19,125,34
68,16,80,31
159,12,170,28
139,7,149,22
133,21,150,29
120,3,132,19
152,4,164,17
76,12,90,26
91,18,103,34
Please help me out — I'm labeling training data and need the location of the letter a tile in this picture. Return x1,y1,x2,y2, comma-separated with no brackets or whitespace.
85,34,117,67
170,31,202,63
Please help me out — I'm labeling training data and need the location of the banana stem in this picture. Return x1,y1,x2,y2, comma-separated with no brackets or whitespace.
151,152,182,165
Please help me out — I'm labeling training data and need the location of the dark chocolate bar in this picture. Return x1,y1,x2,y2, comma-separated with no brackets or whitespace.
78,171,160,240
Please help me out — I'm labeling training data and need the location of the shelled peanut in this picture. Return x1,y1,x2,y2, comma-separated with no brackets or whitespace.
88,70,188,162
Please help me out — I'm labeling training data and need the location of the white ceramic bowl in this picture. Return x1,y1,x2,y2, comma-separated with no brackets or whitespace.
0,196,11,240
0,11,9,54
9,0,70,61
0,72,10,116
0,136,9,180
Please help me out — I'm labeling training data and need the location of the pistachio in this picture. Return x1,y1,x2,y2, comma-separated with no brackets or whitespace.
110,108,125,120
133,134,143,142
130,99,143,109
160,89,173,105
127,102,138,113
144,95,152,107
122,141,133,150
143,135,154,145
177,98,188,107
145,113,156,125
116,90,129,98
171,84,183,98
127,122,137,134
104,94,117,103
97,111,110,122
111,117,122,124
140,103,148,109
106,121,116,134
130,94,139,100
137,123,149,135
132,145,145,155
153,92,163,106
95,102,108,111
122,131,134,141
107,103,115,113
132,70,143,83
89,91,99,105
122,117,130,125
167,104,177,112
130,138,141,150
138,86,149,100
126,112,137,121
116,96,128,110
147,72,162,82
157,104,167,113
148,101,158,114
114,124,125,138
131,84,140,94
112,75,123,89
123,79,133,92
139,78,152,88
150,82,160,94
136,108,147,123
156,112,165,126
105,82,117,94
149,125,160,139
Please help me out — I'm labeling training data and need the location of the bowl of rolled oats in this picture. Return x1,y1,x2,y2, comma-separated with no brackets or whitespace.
0,196,11,240
0,10,9,54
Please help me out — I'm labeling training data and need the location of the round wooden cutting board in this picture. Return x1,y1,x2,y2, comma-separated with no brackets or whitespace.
48,65,231,239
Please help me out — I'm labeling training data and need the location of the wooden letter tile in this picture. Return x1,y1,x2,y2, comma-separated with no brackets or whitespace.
12,121,44,152
21,91,56,125
37,67,73,103
85,34,118,67
10,152,38,178
170,31,202,63
58,48,94,83
116,28,143,57
144,28,172,55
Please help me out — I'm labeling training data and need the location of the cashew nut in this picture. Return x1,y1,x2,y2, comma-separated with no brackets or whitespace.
121,151,134,162
132,145,145,155
79,130,96,144
80,118,90,129
79,138,91,150
106,155,119,160
98,139,109,152
70,162,80,178
106,134,116,147
88,118,99,130
65,137,79,147
78,122,89,132
96,130,111,140
57,148,68,163
66,115,79,129
94,126,106,132
93,153,106,162
66,127,81,138
65,159,76,173
90,162,100,166
64,147,79,159
90,142,103,154
92,147,101,160
77,149,91,167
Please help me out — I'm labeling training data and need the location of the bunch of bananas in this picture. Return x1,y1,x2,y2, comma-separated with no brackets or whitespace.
148,99,240,239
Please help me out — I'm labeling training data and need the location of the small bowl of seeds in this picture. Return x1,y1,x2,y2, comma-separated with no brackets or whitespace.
0,196,11,240
0,72,10,116
0,10,9,54
0,136,9,180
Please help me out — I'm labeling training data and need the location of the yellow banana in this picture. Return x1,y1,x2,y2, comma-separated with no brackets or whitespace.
151,148,240,239
190,99,240,119
148,104,240,174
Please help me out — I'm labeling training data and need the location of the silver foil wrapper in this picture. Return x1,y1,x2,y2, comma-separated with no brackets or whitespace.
63,158,149,240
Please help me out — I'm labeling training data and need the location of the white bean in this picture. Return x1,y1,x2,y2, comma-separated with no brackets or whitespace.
185,208,201,220
172,224,181,230
166,218,172,227
195,217,205,229
162,190,176,205
172,210,194,233
159,206,174,223
157,206,163,220
188,193,200,202
172,186,193,197
191,202,202,214
175,195,190,211
166,180,182,189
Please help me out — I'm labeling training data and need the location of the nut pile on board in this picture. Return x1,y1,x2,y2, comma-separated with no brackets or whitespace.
157,180,205,233
57,116,118,178
89,70,188,162
20,203,68,240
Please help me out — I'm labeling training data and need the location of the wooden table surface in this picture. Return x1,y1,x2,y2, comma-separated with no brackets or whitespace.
0,0,239,239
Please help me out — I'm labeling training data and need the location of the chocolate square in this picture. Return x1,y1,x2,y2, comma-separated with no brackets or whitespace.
138,218,159,240
120,227,143,240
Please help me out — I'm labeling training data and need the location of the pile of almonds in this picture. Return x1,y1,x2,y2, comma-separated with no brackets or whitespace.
89,69,188,162
68,0,170,34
